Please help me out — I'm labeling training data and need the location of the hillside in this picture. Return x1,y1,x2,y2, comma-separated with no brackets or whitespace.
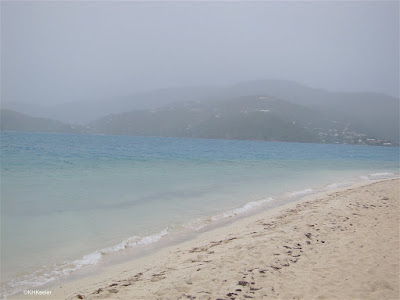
0,109,79,133
2,80,398,145
229,80,400,142
86,95,395,145
1,86,226,124
3,80,398,143
87,96,318,142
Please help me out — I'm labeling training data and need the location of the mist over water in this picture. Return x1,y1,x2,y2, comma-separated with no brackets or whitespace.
1,132,399,297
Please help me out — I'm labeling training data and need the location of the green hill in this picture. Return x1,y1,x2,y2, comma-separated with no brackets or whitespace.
0,109,79,133
2,80,398,146
87,95,394,145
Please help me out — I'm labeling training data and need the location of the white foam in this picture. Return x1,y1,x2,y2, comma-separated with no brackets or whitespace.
1,228,169,299
72,251,102,269
135,228,169,246
289,188,313,198
211,197,273,221
359,172,399,181
100,236,140,254
183,218,209,231
1,265,68,299
1,250,106,299
183,198,273,230
326,182,352,189
230,198,273,215
327,183,339,189
368,172,396,179
100,228,168,255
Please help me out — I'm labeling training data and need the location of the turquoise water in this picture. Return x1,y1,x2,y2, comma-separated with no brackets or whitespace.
1,131,399,297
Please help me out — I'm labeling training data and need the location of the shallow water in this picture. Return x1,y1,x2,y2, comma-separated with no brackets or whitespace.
1,132,399,297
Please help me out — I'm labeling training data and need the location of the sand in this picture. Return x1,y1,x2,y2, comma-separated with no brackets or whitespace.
14,179,400,300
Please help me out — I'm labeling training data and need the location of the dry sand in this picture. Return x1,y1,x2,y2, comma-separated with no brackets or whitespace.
16,179,400,300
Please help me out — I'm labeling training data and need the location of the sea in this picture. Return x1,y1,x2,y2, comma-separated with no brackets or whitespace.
1,131,399,298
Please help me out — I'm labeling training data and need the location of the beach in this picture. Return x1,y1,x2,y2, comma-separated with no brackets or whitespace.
2,133,399,299
17,178,398,300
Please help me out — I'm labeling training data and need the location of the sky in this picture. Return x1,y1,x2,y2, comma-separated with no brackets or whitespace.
1,1,399,105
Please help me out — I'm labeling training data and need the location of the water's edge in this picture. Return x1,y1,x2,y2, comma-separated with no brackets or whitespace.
2,172,398,299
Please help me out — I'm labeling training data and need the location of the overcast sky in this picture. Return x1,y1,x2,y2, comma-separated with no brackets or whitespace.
1,1,399,105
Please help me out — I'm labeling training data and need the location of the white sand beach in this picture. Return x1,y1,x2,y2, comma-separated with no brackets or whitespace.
13,179,399,300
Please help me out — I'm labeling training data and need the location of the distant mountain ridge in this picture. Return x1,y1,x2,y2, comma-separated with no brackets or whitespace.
86,95,397,145
87,95,321,143
1,79,399,145
0,109,79,133
1,85,227,124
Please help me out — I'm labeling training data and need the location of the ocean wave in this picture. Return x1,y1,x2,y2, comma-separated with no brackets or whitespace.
4,171,398,298
327,183,339,189
326,182,353,189
134,228,169,246
1,228,169,299
184,197,274,231
211,197,274,222
359,172,399,181
288,188,313,198
100,236,141,254
368,172,397,179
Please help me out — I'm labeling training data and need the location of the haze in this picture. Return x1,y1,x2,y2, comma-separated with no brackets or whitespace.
1,1,399,106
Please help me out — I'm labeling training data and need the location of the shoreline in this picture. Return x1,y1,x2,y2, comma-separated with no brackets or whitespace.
11,178,399,299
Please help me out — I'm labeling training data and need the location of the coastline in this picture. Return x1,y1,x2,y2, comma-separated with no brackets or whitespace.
11,178,400,299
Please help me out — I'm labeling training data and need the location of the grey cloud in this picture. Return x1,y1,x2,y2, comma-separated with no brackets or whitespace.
1,1,399,105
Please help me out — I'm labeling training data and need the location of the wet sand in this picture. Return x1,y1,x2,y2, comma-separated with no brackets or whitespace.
16,179,400,299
